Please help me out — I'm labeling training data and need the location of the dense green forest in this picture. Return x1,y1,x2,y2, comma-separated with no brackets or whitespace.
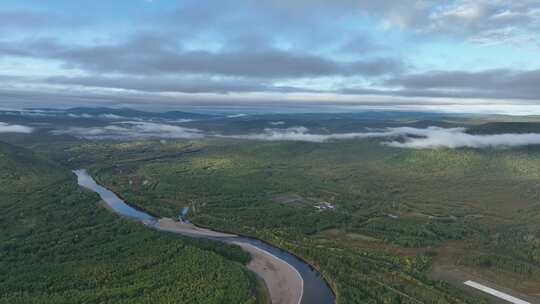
70,131,540,303
0,141,260,304
3,116,540,303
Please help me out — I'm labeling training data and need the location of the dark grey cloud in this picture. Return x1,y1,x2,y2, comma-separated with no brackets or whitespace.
0,9,87,30
0,0,539,109
156,1,365,49
385,69,540,100
44,75,313,94
338,34,382,54
0,36,403,78
0,86,325,110
2,66,540,107
0,38,66,58
387,69,540,90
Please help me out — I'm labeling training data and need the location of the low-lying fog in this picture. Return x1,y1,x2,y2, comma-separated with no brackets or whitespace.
5,116,540,149
51,122,203,140
0,122,33,134
221,126,540,148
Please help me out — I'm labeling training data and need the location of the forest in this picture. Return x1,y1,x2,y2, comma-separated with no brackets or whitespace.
2,113,540,303
71,132,540,303
0,141,261,304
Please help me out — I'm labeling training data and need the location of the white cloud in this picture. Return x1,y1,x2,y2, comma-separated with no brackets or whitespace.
99,114,124,119
222,126,396,142
227,113,248,118
68,113,93,118
170,119,194,123
18,110,58,117
51,121,203,139
0,122,33,133
423,0,540,45
386,127,540,149
66,113,125,119
223,126,540,149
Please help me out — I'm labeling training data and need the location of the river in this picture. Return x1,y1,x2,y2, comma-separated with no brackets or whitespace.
74,169,335,304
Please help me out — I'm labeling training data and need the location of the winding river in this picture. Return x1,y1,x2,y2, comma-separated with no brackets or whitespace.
74,169,335,304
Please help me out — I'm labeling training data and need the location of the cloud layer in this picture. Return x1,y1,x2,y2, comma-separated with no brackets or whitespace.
52,121,203,140
46,120,540,149
385,69,540,100
224,126,540,149
384,127,540,148
0,37,402,79
1,0,540,110
221,127,388,142
0,122,33,133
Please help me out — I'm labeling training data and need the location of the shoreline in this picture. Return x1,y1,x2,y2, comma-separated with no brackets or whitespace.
75,169,335,304
89,171,335,301
154,218,304,304
84,169,333,296
236,242,304,304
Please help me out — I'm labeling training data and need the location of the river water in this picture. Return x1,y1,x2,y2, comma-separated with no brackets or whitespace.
74,169,335,304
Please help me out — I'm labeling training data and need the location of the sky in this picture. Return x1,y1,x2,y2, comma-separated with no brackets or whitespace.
1,0,540,114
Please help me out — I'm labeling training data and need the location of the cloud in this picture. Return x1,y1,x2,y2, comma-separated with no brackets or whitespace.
99,114,124,119
227,114,248,118
222,126,540,149
385,69,540,100
0,9,86,30
4,85,540,116
44,75,305,94
0,0,540,105
423,1,540,44
66,113,125,119
295,1,540,45
170,119,194,123
0,1,539,108
2,109,128,120
385,127,540,149
254,0,540,44
0,122,33,133
221,126,393,142
0,35,403,79
51,121,203,139
9,66,540,100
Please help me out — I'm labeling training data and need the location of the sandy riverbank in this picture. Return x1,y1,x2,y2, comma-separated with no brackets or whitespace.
154,218,303,304
153,218,236,238
233,240,303,304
